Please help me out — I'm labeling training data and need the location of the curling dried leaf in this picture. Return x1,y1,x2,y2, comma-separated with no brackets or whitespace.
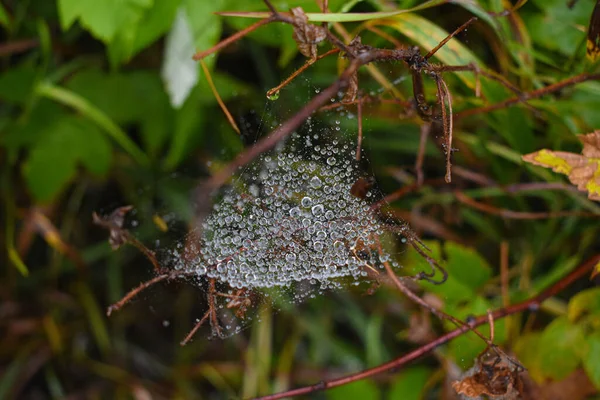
291,7,327,60
522,131,600,201
452,349,524,399
92,206,133,249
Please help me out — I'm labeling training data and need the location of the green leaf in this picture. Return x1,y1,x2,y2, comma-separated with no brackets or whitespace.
443,242,492,292
388,366,431,400
108,0,181,64
58,0,153,43
37,82,149,165
0,63,38,104
66,69,172,156
583,333,600,390
568,288,600,322
513,332,544,382
0,3,9,28
183,0,224,69
23,116,112,202
537,316,585,380
526,0,594,56
327,379,380,400
164,84,206,170
405,241,491,305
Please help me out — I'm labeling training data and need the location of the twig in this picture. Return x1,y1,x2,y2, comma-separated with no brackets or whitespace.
455,73,600,119
192,17,275,61
454,191,599,219
254,254,600,400
266,48,340,99
355,99,363,161
415,123,431,186
200,60,240,135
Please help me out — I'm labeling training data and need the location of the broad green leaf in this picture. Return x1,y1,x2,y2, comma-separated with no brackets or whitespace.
327,379,380,400
37,82,149,166
164,85,206,170
513,332,544,382
108,0,181,64
58,0,153,43
526,0,594,56
0,64,38,104
447,296,506,368
67,69,173,156
183,0,224,69
583,333,600,389
568,288,600,322
388,366,431,400
537,316,585,380
405,241,491,305
23,116,112,202
0,3,9,28
443,242,492,291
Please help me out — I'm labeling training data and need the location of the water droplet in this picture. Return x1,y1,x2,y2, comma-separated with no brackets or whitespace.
267,90,280,101
311,204,324,216
310,176,322,188
301,196,312,207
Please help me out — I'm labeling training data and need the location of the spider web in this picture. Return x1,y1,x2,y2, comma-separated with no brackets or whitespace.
157,75,418,340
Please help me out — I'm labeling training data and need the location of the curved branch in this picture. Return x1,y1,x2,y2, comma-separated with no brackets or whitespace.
254,253,600,400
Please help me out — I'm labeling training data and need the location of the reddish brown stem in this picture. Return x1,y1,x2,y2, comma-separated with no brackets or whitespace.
192,17,275,61
456,73,600,119
355,99,363,161
254,254,600,400
454,191,599,219
200,60,240,135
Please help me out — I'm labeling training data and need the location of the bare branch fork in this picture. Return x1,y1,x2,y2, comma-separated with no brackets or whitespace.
254,253,600,400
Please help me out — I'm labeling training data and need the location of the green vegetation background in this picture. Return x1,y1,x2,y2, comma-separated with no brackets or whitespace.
1,0,600,398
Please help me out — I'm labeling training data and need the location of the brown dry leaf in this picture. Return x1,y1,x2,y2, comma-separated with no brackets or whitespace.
453,349,524,399
290,7,327,60
522,131,600,201
92,206,133,250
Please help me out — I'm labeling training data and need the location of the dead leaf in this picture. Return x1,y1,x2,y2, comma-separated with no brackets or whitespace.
290,7,327,60
453,349,524,399
92,206,133,250
522,131,600,201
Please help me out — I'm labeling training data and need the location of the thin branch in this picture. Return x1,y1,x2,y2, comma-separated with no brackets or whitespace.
415,122,431,186
254,254,600,400
454,191,599,219
425,17,477,60
200,60,240,135
266,48,340,99
456,73,600,119
355,99,363,161
192,17,275,61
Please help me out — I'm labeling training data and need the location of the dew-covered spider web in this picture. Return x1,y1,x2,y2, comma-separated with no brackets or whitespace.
162,125,419,339
144,74,427,340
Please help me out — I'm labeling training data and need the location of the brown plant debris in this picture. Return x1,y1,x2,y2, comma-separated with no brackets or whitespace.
290,7,327,60
522,130,600,201
452,348,524,399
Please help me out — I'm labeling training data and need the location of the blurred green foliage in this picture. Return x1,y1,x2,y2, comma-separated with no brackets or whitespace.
1,0,600,398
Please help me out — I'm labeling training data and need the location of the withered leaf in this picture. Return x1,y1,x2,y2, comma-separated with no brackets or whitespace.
92,206,133,250
342,71,359,103
522,131,600,201
290,7,327,60
453,349,524,399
